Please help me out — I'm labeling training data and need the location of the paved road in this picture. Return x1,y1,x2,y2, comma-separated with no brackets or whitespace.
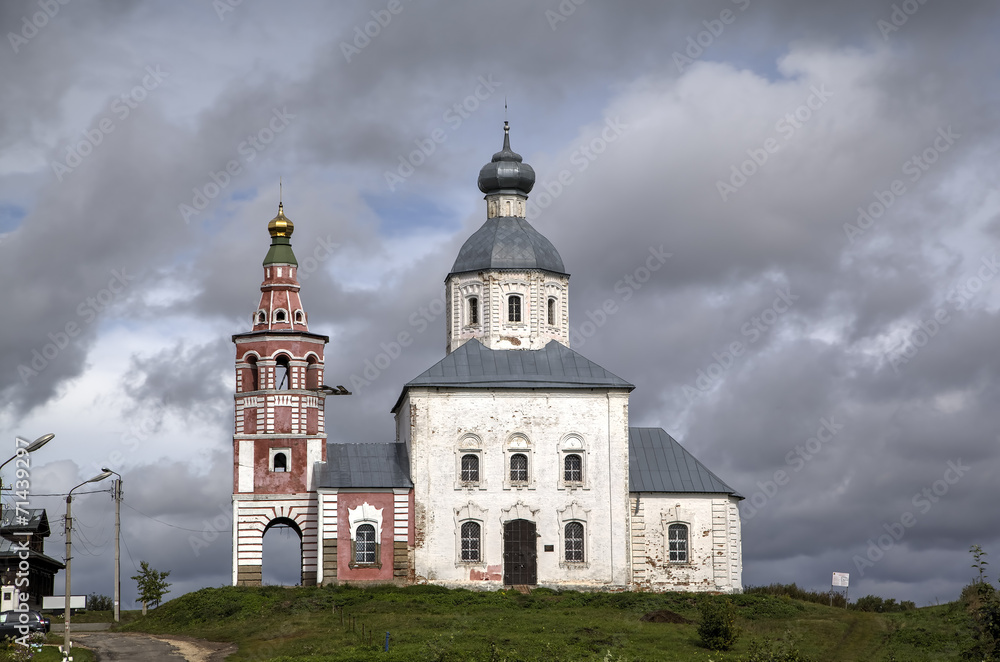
72,632,236,662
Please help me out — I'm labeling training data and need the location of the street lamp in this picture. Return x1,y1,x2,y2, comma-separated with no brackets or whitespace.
63,470,112,661
101,468,122,623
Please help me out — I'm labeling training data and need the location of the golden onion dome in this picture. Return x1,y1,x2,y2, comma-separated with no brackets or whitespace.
267,203,294,238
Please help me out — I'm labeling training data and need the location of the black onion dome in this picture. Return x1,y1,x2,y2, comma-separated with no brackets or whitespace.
477,121,535,195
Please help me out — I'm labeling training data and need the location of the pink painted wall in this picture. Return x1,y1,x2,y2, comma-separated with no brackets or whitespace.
337,491,396,581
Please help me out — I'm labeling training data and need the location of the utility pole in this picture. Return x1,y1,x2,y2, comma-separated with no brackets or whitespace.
103,468,123,623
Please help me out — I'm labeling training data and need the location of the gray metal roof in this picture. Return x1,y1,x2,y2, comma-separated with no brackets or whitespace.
394,340,633,411
315,443,412,489
0,508,49,534
478,122,536,196
628,427,742,498
450,216,566,275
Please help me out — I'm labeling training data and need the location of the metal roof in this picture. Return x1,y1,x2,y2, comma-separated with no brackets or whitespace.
0,508,49,534
628,427,742,498
315,443,412,489
450,216,566,275
394,339,633,411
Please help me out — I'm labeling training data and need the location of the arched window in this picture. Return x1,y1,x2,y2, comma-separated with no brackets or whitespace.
565,522,584,562
547,298,556,326
468,297,479,325
564,454,582,483
355,524,376,564
508,295,521,323
275,355,290,390
295,310,304,323
460,521,481,562
275,310,286,322
273,452,287,472
305,356,320,390
461,454,479,483
668,523,688,563
247,356,259,391
510,453,528,483
257,311,266,324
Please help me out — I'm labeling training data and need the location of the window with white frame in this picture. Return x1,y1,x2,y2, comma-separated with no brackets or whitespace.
468,297,479,325
668,523,689,563
564,454,582,483
269,447,291,472
508,295,522,322
461,454,480,483
558,435,588,490
547,298,556,326
564,522,585,562
510,453,528,483
354,524,376,564
460,521,481,562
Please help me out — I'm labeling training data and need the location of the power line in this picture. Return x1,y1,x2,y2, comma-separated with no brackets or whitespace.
122,502,232,534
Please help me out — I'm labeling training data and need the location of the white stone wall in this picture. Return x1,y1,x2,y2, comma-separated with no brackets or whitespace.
401,387,631,589
629,493,742,593
445,269,570,353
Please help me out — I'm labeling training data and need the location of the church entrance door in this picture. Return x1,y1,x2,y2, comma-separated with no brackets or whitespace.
503,519,537,585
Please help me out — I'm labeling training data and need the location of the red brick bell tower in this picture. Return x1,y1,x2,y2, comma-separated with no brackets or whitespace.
231,203,329,586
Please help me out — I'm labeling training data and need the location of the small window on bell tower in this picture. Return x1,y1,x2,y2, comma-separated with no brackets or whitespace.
275,355,290,390
273,453,287,472
257,311,266,324
468,297,479,325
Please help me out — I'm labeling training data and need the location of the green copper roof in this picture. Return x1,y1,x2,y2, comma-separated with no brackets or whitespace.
263,236,298,266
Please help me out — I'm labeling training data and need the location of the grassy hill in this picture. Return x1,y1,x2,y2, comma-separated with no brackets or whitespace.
119,584,975,661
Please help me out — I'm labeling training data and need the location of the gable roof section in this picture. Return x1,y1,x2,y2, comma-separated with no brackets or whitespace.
628,427,742,498
394,339,633,411
0,508,49,535
316,442,412,489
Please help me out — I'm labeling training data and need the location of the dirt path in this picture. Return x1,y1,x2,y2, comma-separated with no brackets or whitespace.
73,632,236,662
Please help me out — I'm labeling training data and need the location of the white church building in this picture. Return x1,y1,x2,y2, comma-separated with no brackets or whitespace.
231,123,743,593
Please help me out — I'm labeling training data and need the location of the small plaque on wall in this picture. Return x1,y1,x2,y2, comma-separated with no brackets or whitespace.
544,545,554,552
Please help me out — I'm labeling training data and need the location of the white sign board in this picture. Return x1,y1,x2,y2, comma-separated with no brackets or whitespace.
832,572,850,587
42,596,86,610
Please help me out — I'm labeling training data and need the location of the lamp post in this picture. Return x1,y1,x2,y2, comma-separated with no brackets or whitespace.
101,468,122,623
64,470,112,661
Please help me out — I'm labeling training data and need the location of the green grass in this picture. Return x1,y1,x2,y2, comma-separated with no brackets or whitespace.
117,584,976,661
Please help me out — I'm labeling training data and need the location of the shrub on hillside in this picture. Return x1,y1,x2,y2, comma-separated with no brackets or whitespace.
851,595,915,613
739,635,813,662
745,583,847,608
698,597,741,651
87,593,114,611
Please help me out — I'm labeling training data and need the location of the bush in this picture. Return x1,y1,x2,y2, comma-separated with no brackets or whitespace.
739,635,813,662
698,597,741,651
87,593,114,611
745,583,846,609
850,595,916,613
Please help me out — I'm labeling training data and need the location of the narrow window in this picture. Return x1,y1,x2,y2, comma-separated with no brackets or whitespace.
275,356,290,389
547,298,556,326
565,522,584,562
510,453,528,482
461,454,480,483
306,357,320,390
295,311,304,323
668,523,688,563
275,310,286,322
468,297,479,325
508,295,521,323
257,311,266,324
564,454,582,482
461,521,481,562
247,356,259,391
355,524,376,564
273,452,287,472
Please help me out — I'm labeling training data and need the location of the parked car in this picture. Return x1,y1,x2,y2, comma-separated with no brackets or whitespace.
0,610,50,637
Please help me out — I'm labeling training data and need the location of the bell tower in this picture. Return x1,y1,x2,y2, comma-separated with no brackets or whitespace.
231,203,330,586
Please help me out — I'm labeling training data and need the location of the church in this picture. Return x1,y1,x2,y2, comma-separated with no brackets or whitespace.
230,123,744,593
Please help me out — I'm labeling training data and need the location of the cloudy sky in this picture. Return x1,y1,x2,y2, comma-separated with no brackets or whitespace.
3,0,1000,607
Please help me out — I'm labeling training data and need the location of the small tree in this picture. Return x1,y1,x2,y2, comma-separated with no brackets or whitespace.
86,593,114,611
698,597,741,651
131,561,171,615
972,544,990,584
